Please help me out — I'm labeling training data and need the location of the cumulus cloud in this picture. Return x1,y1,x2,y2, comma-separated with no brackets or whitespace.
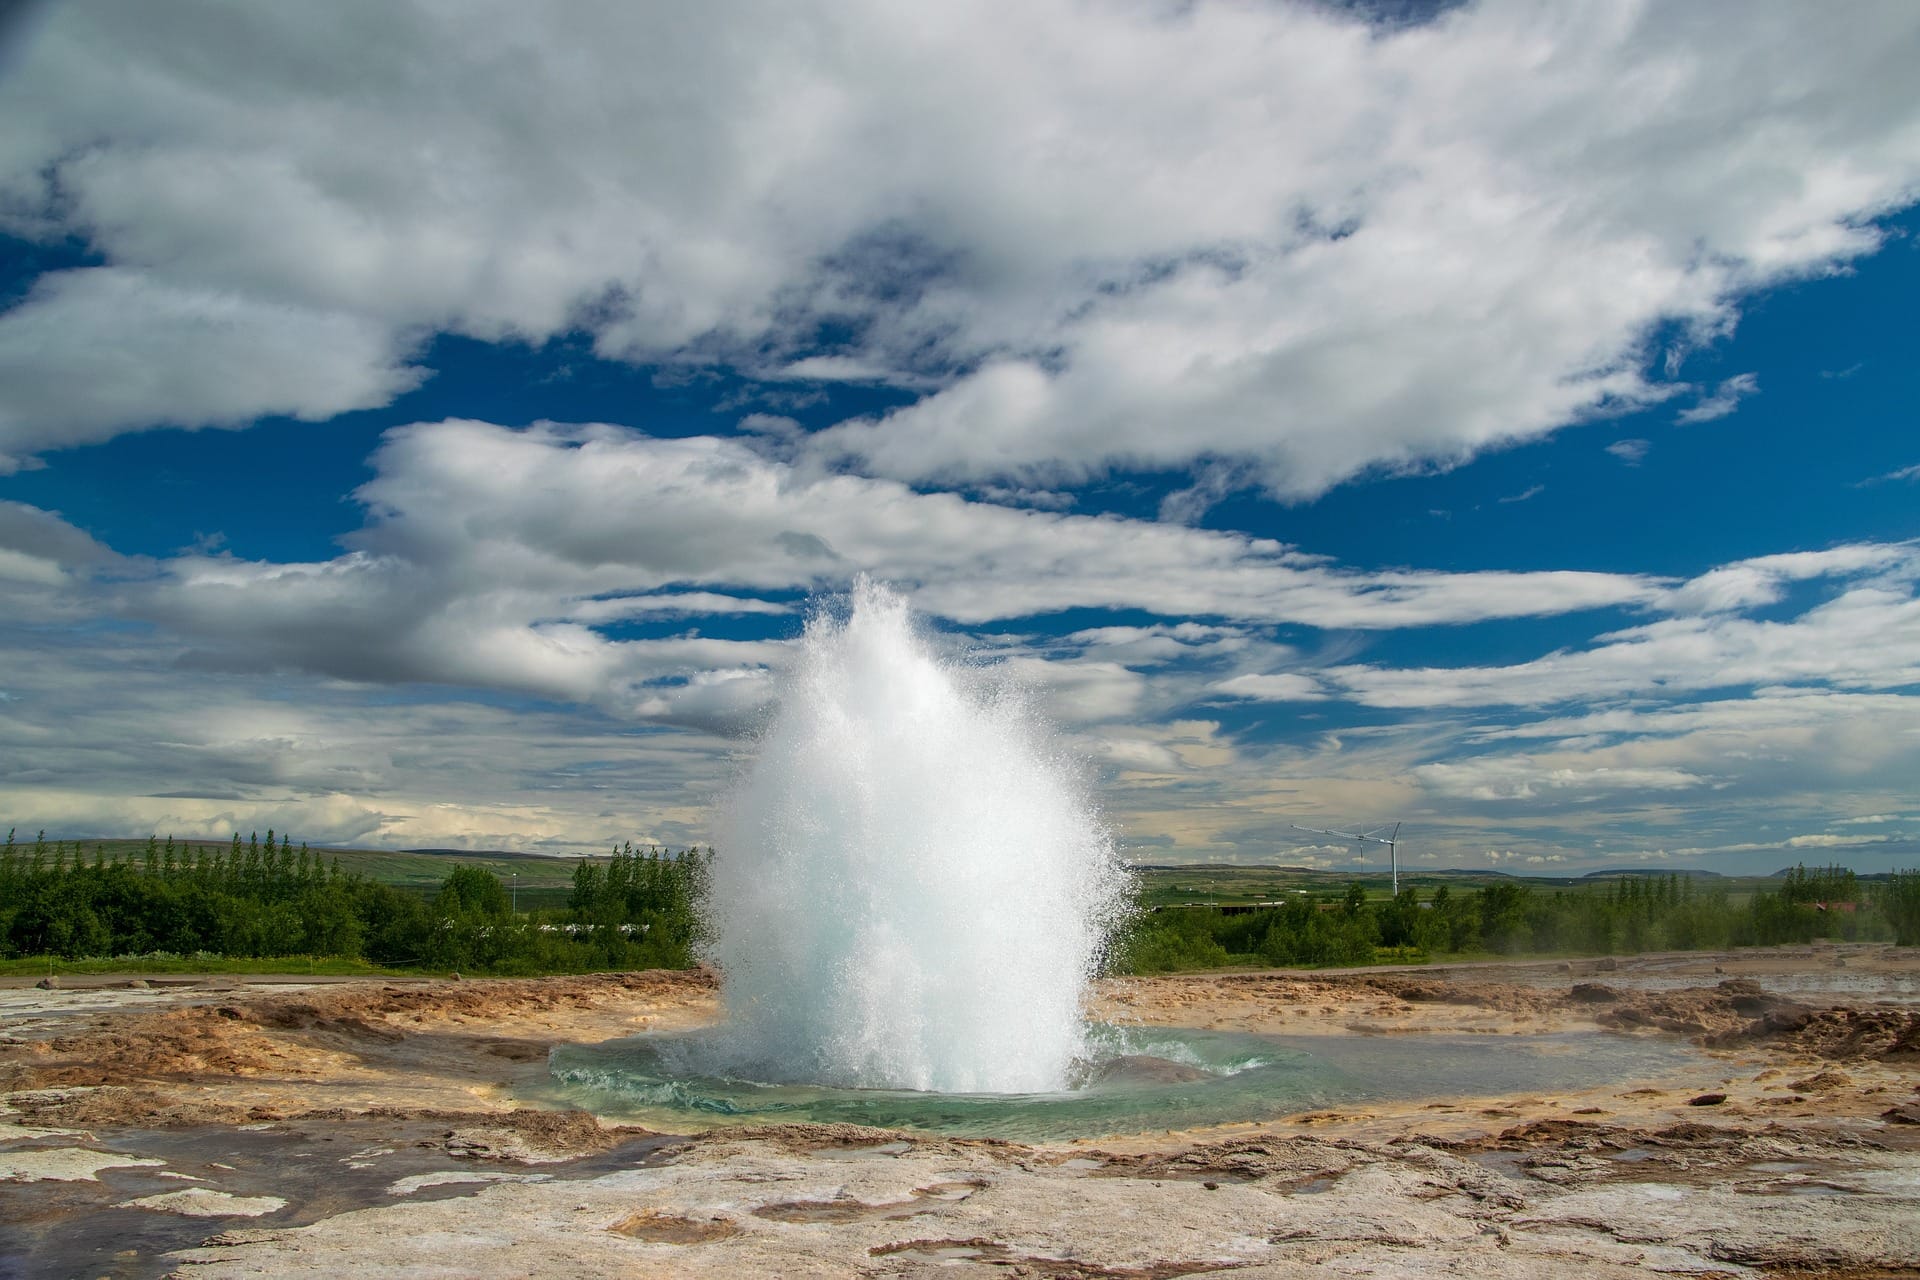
0,500,116,583
1,2,1915,490
0,270,426,472
119,419,1671,715
9,416,1916,859
0,620,740,849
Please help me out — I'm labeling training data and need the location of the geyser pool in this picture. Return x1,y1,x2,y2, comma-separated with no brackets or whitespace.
698,577,1131,1094
543,1025,1706,1142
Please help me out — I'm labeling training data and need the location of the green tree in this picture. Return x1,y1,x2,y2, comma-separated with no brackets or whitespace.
1476,881,1531,953
1876,870,1920,946
436,865,511,917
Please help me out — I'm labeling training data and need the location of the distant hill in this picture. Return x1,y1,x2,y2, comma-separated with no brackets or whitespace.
1128,863,1321,873
398,847,579,861
1128,864,1517,879
1580,868,1724,880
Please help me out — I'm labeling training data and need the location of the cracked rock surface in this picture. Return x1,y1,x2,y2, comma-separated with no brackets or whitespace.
154,1121,1920,1278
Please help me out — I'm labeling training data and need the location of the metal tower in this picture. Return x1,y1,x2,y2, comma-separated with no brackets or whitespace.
1290,822,1403,894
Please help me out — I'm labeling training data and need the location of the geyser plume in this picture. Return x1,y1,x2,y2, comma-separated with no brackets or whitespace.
707,578,1130,1094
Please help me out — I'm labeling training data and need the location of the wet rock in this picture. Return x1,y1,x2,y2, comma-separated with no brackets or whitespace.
444,1132,493,1159
1728,990,1809,1020
34,976,58,990
1568,983,1620,1004
1653,1017,1709,1035
1881,1104,1920,1125
255,1003,406,1044
1688,1093,1729,1107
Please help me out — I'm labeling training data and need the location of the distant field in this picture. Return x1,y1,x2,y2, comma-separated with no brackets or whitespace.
23,837,592,902
22,840,1804,911
316,847,585,894
1129,864,1786,909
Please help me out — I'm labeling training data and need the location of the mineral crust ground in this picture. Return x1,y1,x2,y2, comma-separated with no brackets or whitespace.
3,946,1916,1278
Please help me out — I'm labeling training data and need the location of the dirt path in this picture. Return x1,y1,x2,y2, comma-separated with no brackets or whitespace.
2,948,1915,1277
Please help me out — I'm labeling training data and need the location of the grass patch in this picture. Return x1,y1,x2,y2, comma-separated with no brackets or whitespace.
0,953,414,978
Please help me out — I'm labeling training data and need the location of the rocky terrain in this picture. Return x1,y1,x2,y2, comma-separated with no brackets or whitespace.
2,946,1916,1278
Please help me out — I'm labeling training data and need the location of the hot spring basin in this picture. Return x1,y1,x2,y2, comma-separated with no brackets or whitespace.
542,1024,1704,1141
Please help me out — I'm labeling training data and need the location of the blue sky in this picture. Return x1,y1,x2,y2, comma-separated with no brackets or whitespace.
1,1,1916,872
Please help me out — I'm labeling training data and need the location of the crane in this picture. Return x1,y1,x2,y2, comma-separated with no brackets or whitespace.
1290,821,1402,895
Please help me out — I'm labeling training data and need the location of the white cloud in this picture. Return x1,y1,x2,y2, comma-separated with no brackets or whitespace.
562,593,795,624
0,621,741,850
1,2,1914,490
1329,548,1920,709
1607,438,1651,465
1659,543,1918,614
1416,759,1710,802
0,270,425,472
1859,462,1920,486
1786,831,1902,849
991,657,1147,725
0,500,116,583
1208,673,1328,702
974,486,1076,511
1483,849,1577,866
1675,372,1759,424
774,356,907,385
1059,623,1250,667
121,420,1666,714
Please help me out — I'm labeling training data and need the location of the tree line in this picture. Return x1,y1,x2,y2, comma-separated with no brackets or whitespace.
1116,866,1920,972
0,830,709,974
5,830,1914,975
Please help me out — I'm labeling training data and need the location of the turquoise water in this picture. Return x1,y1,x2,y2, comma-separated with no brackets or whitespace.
543,1024,1702,1141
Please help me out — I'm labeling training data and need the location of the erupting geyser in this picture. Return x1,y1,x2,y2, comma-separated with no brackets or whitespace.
703,578,1131,1094
547,596,1708,1130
